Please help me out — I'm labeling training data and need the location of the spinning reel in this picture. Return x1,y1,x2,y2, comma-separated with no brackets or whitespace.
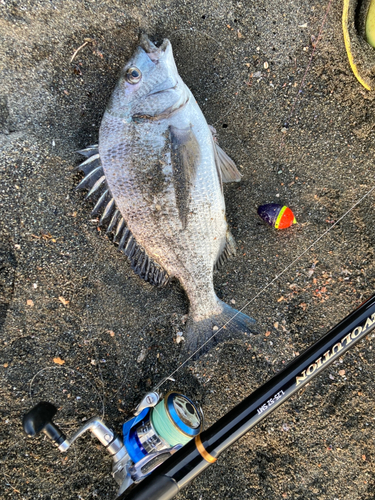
23,295,375,500
23,391,202,497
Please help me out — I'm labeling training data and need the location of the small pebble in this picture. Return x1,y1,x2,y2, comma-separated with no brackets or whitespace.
137,348,148,363
176,334,185,344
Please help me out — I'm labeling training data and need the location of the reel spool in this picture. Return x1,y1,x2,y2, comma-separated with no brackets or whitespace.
123,392,201,464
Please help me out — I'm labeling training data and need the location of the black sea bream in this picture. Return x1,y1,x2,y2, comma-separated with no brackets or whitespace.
76,35,257,354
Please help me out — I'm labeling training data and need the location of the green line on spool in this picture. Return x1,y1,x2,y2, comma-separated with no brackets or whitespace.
151,399,192,447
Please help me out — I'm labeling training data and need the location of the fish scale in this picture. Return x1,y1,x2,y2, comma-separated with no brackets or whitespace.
76,35,258,355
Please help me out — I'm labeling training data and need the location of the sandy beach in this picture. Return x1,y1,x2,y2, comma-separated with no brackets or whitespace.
1,0,375,498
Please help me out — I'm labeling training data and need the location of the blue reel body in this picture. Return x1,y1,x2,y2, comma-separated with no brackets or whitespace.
122,408,150,464
122,392,201,465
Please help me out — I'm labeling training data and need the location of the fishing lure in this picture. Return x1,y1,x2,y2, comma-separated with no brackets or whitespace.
257,203,297,229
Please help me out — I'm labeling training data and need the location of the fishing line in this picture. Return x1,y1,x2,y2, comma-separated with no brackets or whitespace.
151,399,193,446
155,0,337,390
28,366,105,418
155,181,375,391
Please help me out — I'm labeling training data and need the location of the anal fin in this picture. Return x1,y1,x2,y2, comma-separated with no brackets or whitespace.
214,231,237,271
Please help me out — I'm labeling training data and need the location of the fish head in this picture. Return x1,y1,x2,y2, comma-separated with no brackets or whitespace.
106,35,188,120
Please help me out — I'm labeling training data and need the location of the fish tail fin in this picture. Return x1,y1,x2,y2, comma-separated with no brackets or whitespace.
183,300,258,358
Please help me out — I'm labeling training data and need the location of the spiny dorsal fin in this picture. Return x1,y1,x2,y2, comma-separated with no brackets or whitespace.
76,146,169,287
76,144,99,158
76,164,103,190
100,198,116,225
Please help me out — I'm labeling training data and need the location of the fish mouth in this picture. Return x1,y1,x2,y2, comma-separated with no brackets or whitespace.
146,80,178,97
139,34,170,60
132,95,189,122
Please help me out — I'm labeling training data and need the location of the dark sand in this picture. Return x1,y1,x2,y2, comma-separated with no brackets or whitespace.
1,0,375,499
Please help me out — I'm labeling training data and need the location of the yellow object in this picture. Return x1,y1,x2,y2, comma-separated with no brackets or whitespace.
342,0,372,90
366,0,375,47
274,206,297,230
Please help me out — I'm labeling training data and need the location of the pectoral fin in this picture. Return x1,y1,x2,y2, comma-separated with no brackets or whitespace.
214,143,242,182
209,126,242,183
170,125,201,229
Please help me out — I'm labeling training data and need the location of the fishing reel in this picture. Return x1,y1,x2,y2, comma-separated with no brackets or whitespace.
22,391,202,497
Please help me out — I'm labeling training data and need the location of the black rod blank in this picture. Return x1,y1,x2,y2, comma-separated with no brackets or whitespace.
121,294,375,500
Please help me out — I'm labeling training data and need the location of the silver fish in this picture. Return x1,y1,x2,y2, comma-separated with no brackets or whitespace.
76,35,257,355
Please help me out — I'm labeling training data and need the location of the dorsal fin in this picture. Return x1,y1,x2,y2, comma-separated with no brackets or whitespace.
76,146,169,287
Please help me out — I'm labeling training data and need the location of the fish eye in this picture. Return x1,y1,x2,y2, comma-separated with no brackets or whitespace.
126,67,142,84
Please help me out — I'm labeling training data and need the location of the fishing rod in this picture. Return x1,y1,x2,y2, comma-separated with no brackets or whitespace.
23,292,375,499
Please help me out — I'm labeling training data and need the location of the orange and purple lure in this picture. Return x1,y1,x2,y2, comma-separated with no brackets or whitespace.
257,203,297,229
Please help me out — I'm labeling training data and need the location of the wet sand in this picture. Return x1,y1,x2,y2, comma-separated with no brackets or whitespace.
1,0,375,499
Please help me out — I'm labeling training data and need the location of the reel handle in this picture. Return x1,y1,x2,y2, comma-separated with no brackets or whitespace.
22,402,66,446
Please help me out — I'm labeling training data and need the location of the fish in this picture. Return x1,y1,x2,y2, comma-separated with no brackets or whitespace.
76,34,258,355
